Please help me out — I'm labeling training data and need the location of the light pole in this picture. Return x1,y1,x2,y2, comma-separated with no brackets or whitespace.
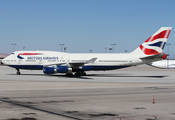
166,43,171,67
111,44,116,53
104,47,107,53
90,50,92,53
23,47,25,51
109,48,112,53
59,44,65,52
12,43,17,52
64,47,67,52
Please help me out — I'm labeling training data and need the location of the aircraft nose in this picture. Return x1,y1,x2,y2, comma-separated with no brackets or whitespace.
1,59,5,65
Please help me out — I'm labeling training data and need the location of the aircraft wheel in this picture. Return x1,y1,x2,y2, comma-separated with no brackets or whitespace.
74,71,86,76
74,72,80,76
82,71,86,76
66,73,73,76
16,69,21,75
16,71,21,75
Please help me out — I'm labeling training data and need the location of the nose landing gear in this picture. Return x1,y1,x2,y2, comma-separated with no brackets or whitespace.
16,69,21,75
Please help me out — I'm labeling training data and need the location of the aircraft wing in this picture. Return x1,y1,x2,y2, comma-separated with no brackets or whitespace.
43,58,97,68
69,58,97,67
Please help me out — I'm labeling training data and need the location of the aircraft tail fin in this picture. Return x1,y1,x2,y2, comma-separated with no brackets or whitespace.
132,27,172,55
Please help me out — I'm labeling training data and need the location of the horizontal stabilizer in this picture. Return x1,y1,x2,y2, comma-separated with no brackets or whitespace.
140,53,166,63
140,53,165,60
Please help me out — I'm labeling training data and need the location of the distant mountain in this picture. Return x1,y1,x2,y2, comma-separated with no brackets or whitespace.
0,53,9,58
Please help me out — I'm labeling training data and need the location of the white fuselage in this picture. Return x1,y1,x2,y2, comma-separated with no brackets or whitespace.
2,51,144,71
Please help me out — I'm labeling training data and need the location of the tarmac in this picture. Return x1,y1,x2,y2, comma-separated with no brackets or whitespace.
0,65,175,120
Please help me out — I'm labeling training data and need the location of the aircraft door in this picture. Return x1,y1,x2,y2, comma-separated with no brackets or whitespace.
66,58,71,63
38,59,42,64
128,58,132,64
18,59,22,64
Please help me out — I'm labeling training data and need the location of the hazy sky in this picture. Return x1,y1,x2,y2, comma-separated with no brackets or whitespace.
1,0,175,54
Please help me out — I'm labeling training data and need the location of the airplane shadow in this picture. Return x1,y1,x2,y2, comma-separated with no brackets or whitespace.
86,74,168,78
7,74,92,79
7,73,168,79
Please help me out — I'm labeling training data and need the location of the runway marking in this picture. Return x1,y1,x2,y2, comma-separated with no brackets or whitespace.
0,98,83,120
88,115,157,120
0,98,158,120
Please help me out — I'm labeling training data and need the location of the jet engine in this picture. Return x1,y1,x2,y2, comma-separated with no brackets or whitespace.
43,67,56,74
56,66,72,73
43,66,72,74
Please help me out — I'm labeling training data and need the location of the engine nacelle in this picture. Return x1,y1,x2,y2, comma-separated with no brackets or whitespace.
56,66,72,73
43,66,72,74
43,67,56,74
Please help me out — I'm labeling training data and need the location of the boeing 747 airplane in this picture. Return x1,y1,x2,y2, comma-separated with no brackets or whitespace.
2,27,172,76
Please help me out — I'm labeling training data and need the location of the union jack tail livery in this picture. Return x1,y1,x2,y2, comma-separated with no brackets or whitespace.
132,27,172,55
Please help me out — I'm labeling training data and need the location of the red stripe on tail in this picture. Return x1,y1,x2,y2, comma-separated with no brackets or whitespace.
139,45,159,55
145,30,171,43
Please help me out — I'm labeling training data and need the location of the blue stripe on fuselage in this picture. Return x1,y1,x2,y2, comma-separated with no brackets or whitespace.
8,65,44,70
82,65,131,71
7,65,131,71
17,56,24,59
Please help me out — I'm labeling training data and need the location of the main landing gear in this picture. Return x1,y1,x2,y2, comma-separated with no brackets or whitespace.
74,71,86,76
16,69,21,75
65,73,73,76
65,71,86,76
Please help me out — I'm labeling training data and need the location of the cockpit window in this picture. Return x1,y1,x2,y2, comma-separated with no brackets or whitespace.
11,53,14,55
